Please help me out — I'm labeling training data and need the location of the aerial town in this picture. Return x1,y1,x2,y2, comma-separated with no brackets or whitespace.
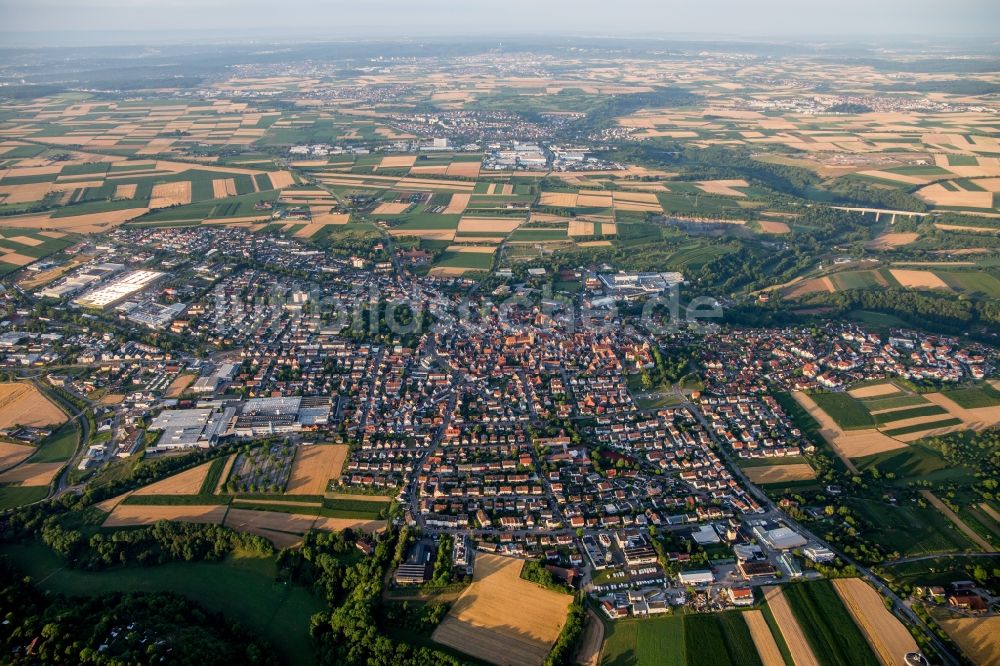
0,8,999,666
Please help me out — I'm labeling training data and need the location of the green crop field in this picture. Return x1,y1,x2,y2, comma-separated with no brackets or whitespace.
859,394,927,412
0,484,49,510
601,612,763,666
601,615,686,666
434,250,495,270
938,270,1000,298
847,497,978,556
882,418,962,437
685,613,763,666
830,270,883,291
0,541,324,665
809,392,873,430
942,384,1000,409
782,581,878,666
873,404,948,425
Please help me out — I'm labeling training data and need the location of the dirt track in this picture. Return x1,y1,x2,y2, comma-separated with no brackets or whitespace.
574,609,604,666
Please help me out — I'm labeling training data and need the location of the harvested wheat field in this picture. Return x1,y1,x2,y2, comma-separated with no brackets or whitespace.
443,192,471,214
223,507,317,535
868,232,919,249
697,179,748,196
457,217,523,233
214,454,236,494
268,171,295,189
849,383,901,399
0,461,63,486
917,184,994,208
432,554,572,666
149,181,192,208
784,277,835,299
745,463,817,484
0,441,34,470
833,578,918,666
0,252,35,266
0,383,66,428
379,155,417,169
763,586,820,666
133,461,212,496
539,192,579,208
285,444,348,495
212,178,237,198
743,610,785,666
312,516,386,533
445,162,481,178
759,220,791,234
938,616,1000,666
112,183,138,199
445,244,496,254
372,202,411,215
165,373,196,398
889,269,950,290
103,504,227,528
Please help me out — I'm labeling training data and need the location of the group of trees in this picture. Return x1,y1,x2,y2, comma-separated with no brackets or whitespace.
309,527,466,666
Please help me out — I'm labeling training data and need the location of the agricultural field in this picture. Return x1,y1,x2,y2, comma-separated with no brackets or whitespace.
287,444,348,495
781,580,879,666
936,616,1000,666
744,463,817,485
432,554,572,666
600,611,765,666
832,578,919,666
0,382,66,428
795,383,1000,463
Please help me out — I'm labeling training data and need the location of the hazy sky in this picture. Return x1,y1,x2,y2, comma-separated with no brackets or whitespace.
1,0,998,44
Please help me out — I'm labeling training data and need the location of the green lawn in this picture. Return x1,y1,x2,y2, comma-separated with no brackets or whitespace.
26,419,79,463
434,250,495,270
809,392,874,430
782,581,878,666
0,542,324,666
